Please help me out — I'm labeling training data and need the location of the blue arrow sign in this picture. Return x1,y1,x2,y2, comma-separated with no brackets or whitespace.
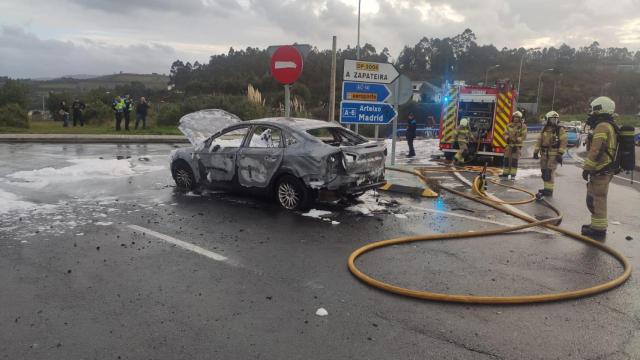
342,81,391,102
339,101,397,125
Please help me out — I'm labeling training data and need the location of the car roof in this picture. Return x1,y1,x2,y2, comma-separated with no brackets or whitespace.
245,117,342,131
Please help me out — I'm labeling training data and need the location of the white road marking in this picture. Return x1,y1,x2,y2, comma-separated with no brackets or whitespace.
127,224,229,263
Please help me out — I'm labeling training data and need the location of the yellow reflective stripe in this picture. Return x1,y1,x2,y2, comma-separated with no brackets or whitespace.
543,182,555,190
593,133,608,140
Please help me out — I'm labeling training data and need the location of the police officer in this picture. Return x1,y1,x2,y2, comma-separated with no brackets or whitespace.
533,111,567,197
71,98,85,127
454,117,473,164
123,94,133,131
406,112,417,157
112,96,125,131
581,97,618,240
500,111,527,179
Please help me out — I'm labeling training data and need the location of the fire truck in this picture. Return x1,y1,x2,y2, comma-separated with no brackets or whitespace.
438,80,518,163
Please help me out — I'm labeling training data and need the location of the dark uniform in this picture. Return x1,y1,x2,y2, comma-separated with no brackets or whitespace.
123,96,133,131
534,124,567,196
71,99,85,127
406,115,417,157
502,119,527,177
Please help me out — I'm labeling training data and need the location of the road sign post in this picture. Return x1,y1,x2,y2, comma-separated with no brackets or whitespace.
270,45,303,117
339,101,397,125
391,80,399,165
341,59,400,139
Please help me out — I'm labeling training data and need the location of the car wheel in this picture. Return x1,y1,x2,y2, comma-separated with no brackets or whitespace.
172,162,196,191
276,175,311,211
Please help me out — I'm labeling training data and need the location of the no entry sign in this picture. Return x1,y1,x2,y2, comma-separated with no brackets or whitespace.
270,45,303,85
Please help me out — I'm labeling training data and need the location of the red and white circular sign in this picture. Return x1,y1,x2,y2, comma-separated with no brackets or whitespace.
270,45,303,85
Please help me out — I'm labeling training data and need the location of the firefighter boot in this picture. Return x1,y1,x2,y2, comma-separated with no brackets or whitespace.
581,225,606,241
536,189,552,201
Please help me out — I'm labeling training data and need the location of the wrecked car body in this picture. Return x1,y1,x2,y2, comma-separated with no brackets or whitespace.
170,109,387,210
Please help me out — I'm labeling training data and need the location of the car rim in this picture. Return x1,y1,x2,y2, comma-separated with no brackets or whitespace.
278,182,300,209
176,169,192,188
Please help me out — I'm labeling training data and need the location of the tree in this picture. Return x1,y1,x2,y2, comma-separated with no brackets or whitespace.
0,79,29,109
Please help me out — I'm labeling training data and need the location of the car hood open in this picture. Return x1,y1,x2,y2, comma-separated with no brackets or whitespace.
178,109,242,146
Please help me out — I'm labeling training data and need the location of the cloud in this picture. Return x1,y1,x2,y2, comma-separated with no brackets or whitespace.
0,0,639,78
0,26,176,78
69,0,242,16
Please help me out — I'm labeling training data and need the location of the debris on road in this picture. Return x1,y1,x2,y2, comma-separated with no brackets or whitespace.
302,209,333,219
315,308,328,316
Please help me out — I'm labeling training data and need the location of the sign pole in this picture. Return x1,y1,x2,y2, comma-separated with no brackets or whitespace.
284,84,291,117
391,80,399,165
329,36,337,122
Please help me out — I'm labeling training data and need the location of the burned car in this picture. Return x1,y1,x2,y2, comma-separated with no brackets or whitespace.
170,109,387,210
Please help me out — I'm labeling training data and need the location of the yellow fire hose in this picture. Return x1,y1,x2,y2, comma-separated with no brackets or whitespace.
347,167,632,304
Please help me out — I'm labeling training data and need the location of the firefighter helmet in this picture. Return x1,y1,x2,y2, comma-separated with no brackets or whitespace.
589,96,615,115
545,111,559,125
512,111,523,119
459,118,469,127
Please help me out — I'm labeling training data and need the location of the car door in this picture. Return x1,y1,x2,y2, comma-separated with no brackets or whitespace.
236,125,284,188
197,125,250,183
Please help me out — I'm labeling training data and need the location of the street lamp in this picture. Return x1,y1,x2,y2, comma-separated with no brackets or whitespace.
551,74,563,111
536,68,554,115
516,48,539,97
484,64,501,85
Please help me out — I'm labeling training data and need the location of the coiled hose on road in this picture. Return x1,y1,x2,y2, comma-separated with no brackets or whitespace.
347,166,632,304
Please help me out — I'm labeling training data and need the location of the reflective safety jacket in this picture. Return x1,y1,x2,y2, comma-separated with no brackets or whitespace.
534,125,567,156
584,121,618,172
504,121,527,147
455,126,473,145
112,98,125,113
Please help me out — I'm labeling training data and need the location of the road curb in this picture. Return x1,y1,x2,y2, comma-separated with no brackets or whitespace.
0,135,189,144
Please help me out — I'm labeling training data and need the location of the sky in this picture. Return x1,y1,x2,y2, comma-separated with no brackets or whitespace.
1,0,639,78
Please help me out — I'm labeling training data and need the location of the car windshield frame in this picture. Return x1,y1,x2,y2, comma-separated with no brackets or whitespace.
305,126,368,147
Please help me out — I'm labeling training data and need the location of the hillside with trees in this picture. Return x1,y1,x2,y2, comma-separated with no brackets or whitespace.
2,29,639,132
169,29,640,119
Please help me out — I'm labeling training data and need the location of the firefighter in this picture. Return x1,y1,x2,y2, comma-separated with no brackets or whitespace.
533,111,567,197
454,118,473,164
112,96,125,131
581,96,618,240
500,111,527,179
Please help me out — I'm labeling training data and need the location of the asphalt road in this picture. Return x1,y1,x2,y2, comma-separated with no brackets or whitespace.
1,142,639,360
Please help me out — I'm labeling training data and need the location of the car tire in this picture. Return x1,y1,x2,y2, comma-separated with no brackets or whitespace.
275,175,312,211
172,161,197,191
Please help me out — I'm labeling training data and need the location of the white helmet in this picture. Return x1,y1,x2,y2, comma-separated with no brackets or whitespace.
545,111,559,125
459,118,469,127
590,96,615,115
545,110,559,119
512,111,523,119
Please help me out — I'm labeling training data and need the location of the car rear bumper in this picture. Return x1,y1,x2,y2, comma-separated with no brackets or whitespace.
340,180,387,195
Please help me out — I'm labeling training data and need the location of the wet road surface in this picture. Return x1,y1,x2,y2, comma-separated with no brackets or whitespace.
1,142,639,359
